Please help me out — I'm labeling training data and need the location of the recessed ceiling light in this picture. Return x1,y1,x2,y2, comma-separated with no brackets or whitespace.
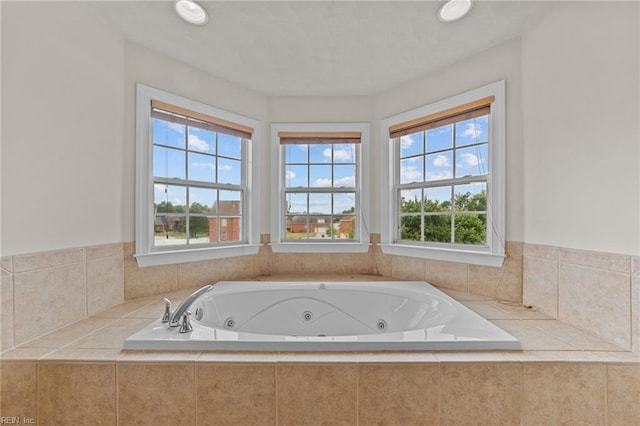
174,0,208,25
438,0,473,23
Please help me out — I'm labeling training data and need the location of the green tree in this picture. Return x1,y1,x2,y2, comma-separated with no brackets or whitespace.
178,216,209,238
454,214,486,244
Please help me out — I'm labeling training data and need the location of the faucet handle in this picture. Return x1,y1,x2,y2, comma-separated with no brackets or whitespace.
179,311,193,333
161,298,172,323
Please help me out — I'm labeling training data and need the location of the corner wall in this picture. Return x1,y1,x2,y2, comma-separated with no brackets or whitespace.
521,1,640,255
1,2,126,256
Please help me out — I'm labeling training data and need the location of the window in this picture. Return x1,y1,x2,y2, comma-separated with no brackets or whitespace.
380,81,505,267
270,123,370,253
135,84,260,267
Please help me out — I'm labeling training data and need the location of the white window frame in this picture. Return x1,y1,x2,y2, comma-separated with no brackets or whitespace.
380,81,506,267
135,84,260,267
270,122,370,253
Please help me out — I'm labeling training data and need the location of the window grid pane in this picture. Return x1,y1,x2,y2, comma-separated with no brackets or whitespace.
152,115,245,249
395,113,489,246
283,141,358,242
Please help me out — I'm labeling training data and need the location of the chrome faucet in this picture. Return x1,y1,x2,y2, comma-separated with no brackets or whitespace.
165,284,213,328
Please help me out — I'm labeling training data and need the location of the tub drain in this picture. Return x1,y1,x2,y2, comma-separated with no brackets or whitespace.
224,317,235,329
376,319,387,331
302,311,313,322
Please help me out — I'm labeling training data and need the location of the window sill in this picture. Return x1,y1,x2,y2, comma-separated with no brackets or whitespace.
379,244,505,267
270,242,371,254
135,244,261,267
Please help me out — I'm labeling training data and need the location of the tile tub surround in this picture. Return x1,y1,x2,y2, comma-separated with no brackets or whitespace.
1,286,639,425
523,244,639,353
2,239,638,359
1,244,124,350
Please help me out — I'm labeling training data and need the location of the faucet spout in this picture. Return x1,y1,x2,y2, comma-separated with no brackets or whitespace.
169,284,213,327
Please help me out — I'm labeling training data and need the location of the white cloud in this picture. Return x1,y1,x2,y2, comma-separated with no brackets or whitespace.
286,170,296,179
432,154,450,167
314,178,332,187
461,153,480,166
313,176,355,187
400,165,422,182
323,148,332,158
188,134,210,152
334,176,355,187
333,149,352,161
219,164,233,171
462,123,483,139
426,171,453,181
400,135,414,149
192,162,216,171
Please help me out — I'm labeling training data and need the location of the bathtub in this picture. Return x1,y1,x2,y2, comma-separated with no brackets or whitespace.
123,281,521,351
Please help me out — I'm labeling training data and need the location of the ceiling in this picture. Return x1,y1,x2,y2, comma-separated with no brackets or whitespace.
90,1,547,97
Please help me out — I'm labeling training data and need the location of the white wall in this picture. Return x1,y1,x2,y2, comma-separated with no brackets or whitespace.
522,2,640,255
373,39,524,240
122,43,268,240
2,1,638,258
1,2,125,256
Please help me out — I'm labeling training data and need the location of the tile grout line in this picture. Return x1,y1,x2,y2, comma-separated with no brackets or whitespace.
603,363,608,425
115,362,120,426
84,248,89,320
355,363,359,426
274,362,279,426
520,362,524,426
193,362,198,426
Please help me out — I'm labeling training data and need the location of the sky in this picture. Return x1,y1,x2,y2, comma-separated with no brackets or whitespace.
284,143,356,215
399,115,489,206
152,117,358,217
152,118,242,209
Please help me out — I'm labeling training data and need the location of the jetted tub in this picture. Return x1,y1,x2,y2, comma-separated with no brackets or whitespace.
123,281,521,351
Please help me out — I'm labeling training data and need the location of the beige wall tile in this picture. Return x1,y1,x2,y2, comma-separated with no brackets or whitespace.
606,365,640,426
0,361,37,421
632,257,640,276
425,259,467,291
69,318,153,349
124,254,177,300
14,263,86,345
94,297,156,319
39,362,116,426
21,317,115,349
118,363,195,426
13,247,85,274
257,244,272,276
196,364,275,425
559,263,631,349
1,256,12,274
358,364,439,425
440,363,521,425
633,275,640,355
177,255,258,291
525,319,626,351
373,245,392,277
86,243,123,261
87,256,124,316
560,247,631,273
1,273,14,350
491,320,576,350
468,255,523,303
272,252,373,276
523,243,559,260
390,255,426,281
522,363,605,426
277,364,357,425
523,255,558,317
505,241,523,257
